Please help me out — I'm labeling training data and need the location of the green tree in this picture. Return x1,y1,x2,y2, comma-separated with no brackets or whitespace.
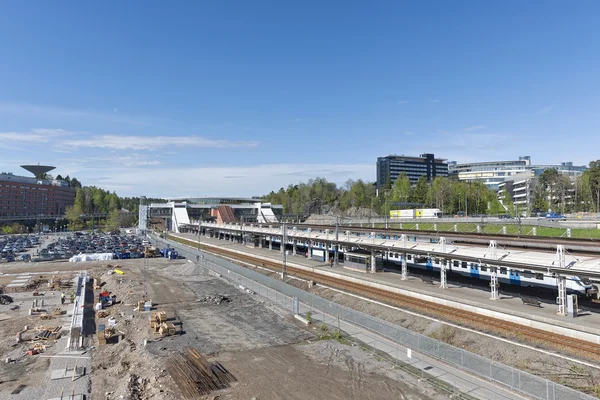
65,204,84,231
587,160,600,212
70,177,82,188
105,209,121,232
410,176,429,204
498,189,514,215
390,173,411,204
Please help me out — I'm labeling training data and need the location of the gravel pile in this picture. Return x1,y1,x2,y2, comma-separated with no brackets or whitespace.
198,294,231,305
0,294,13,304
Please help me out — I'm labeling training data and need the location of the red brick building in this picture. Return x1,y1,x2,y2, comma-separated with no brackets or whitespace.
0,173,76,217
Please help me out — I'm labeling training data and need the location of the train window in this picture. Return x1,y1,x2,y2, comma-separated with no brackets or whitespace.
461,261,467,269
500,267,507,275
407,255,412,261
522,270,534,279
394,253,399,258
453,260,459,267
434,258,440,264
472,263,479,270
535,274,544,280
480,266,487,272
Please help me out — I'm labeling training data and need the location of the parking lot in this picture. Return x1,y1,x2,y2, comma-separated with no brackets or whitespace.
0,234,40,262
1,232,146,263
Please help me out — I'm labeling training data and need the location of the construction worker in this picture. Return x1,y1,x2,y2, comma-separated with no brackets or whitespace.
60,292,65,304
69,292,75,304
330,258,334,267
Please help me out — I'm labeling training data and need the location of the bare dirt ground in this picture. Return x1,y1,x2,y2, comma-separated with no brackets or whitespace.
89,257,443,399
0,262,87,399
0,257,442,399
230,261,600,397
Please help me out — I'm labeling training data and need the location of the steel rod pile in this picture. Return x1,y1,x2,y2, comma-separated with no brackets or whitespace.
167,347,236,398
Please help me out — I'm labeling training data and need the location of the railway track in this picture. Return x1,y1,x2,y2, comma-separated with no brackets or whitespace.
273,223,600,253
171,236,600,363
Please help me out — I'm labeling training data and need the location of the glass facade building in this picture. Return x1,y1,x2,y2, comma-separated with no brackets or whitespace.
376,153,448,192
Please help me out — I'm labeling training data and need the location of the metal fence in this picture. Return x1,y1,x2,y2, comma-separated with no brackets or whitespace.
155,235,596,400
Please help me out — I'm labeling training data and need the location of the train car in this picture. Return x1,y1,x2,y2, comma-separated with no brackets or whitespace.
389,209,443,219
384,252,597,297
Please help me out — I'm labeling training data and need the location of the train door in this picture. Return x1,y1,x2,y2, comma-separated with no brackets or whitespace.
469,263,480,278
426,257,433,271
509,269,521,285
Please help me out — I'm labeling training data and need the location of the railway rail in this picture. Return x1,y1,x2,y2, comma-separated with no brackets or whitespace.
269,223,600,253
170,235,600,363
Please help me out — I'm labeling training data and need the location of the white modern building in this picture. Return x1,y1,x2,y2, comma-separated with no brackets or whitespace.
147,197,282,233
448,157,531,190
449,156,587,191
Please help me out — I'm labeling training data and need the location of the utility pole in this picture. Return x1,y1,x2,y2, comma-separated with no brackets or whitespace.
196,217,202,253
281,222,287,279
334,216,340,266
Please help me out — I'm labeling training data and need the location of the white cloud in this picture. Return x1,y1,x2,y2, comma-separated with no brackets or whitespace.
463,125,485,132
64,154,164,168
79,163,375,197
539,105,553,114
63,135,259,150
0,128,76,144
0,129,258,151
0,102,154,126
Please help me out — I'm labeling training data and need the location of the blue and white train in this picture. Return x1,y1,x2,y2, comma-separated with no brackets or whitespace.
384,252,598,297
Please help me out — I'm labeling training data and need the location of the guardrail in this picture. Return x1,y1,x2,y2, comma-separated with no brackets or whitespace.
152,233,596,400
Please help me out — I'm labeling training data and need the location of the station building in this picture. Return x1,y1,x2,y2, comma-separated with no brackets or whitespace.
376,153,448,193
0,165,75,217
148,197,283,232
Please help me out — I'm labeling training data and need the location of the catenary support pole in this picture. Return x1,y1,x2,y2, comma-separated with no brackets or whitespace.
440,259,448,289
401,253,408,280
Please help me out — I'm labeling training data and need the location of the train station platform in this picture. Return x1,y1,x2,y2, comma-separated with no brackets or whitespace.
175,232,600,344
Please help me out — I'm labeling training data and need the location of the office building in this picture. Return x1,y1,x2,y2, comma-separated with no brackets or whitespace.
376,153,448,192
448,157,532,191
0,165,76,217
449,157,587,191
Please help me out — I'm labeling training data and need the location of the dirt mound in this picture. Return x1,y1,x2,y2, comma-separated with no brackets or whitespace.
0,294,13,304
198,295,231,305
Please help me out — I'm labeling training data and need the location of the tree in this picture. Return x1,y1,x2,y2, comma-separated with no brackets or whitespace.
587,160,600,212
539,168,560,210
410,176,429,205
498,189,514,215
105,209,121,233
65,204,84,231
390,173,411,204
70,177,82,188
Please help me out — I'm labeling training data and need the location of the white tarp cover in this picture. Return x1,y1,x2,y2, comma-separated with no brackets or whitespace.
69,253,114,262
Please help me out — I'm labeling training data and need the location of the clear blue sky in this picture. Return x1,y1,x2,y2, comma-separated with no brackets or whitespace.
0,1,598,197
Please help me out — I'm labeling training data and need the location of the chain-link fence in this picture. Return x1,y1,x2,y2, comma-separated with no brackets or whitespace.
154,235,596,400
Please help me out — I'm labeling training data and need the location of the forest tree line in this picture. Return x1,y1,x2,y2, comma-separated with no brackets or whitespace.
263,160,600,217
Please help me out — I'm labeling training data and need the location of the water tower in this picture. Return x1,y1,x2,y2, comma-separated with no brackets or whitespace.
21,164,56,179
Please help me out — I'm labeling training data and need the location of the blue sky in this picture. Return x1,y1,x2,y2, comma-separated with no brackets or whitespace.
0,1,599,197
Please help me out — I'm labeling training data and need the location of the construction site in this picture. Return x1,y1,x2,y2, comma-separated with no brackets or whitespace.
0,254,442,400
